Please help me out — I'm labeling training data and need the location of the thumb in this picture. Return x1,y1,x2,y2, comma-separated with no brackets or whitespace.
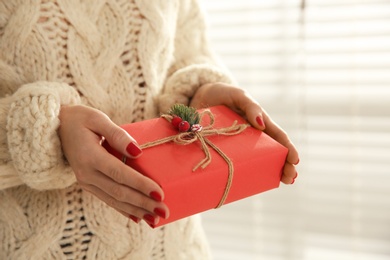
235,97,266,131
92,113,143,158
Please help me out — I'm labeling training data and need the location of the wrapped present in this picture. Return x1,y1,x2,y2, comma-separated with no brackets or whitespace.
104,105,288,227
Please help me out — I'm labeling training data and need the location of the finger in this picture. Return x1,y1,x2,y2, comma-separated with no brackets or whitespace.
106,207,141,225
285,141,300,165
281,163,298,185
117,209,141,224
222,87,300,167
226,88,266,131
291,172,298,184
225,88,300,170
84,184,161,226
87,168,169,219
94,145,166,202
281,171,298,185
86,110,142,158
241,102,266,131
261,112,300,165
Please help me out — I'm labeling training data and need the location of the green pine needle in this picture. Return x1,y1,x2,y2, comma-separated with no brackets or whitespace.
168,104,200,125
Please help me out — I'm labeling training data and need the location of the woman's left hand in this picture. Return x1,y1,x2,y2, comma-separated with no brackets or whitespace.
190,82,299,185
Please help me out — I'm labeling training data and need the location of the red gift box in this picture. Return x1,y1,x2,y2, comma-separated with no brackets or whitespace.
105,105,288,227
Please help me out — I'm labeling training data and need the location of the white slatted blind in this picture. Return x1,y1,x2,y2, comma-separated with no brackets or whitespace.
199,0,390,259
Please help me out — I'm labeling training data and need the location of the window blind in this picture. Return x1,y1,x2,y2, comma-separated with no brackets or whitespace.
199,0,390,259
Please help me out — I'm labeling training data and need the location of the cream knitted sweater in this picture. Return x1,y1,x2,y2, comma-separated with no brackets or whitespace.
0,0,234,259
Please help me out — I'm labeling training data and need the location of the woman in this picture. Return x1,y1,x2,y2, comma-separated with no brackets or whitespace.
0,0,299,259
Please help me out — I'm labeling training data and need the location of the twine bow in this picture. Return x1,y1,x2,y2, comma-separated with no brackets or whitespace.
134,109,249,208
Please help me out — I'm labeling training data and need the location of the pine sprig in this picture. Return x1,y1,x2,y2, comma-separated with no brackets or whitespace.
168,104,200,126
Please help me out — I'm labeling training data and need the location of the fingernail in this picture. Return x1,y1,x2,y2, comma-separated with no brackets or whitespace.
143,214,156,225
154,208,166,219
129,215,140,224
256,116,264,127
150,191,162,202
291,172,298,184
295,158,300,165
126,142,142,157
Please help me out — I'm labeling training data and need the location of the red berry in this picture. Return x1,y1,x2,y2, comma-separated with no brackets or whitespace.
178,121,190,132
171,116,182,129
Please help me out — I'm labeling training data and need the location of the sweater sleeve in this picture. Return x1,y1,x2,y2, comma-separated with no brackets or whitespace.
157,0,236,113
0,81,81,191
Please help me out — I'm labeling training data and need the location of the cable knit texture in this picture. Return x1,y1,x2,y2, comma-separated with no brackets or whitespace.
7,82,81,190
0,0,233,259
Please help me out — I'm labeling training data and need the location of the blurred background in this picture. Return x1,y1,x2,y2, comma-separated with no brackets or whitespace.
198,0,390,259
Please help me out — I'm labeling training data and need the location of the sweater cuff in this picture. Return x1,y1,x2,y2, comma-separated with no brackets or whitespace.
6,82,81,190
158,64,235,113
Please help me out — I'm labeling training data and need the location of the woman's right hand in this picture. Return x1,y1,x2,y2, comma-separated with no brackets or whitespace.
58,105,169,227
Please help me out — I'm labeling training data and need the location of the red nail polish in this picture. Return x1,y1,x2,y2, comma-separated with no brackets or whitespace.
143,214,156,225
291,172,298,184
150,191,162,202
154,208,166,219
256,116,264,127
126,142,142,157
129,215,140,223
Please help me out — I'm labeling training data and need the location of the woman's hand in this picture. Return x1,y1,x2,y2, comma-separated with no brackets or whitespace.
190,83,299,185
59,105,169,226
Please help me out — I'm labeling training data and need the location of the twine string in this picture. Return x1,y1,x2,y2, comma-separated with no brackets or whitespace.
204,138,234,208
138,109,249,208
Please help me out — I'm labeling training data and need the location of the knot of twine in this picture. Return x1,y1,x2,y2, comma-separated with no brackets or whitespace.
140,109,250,208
